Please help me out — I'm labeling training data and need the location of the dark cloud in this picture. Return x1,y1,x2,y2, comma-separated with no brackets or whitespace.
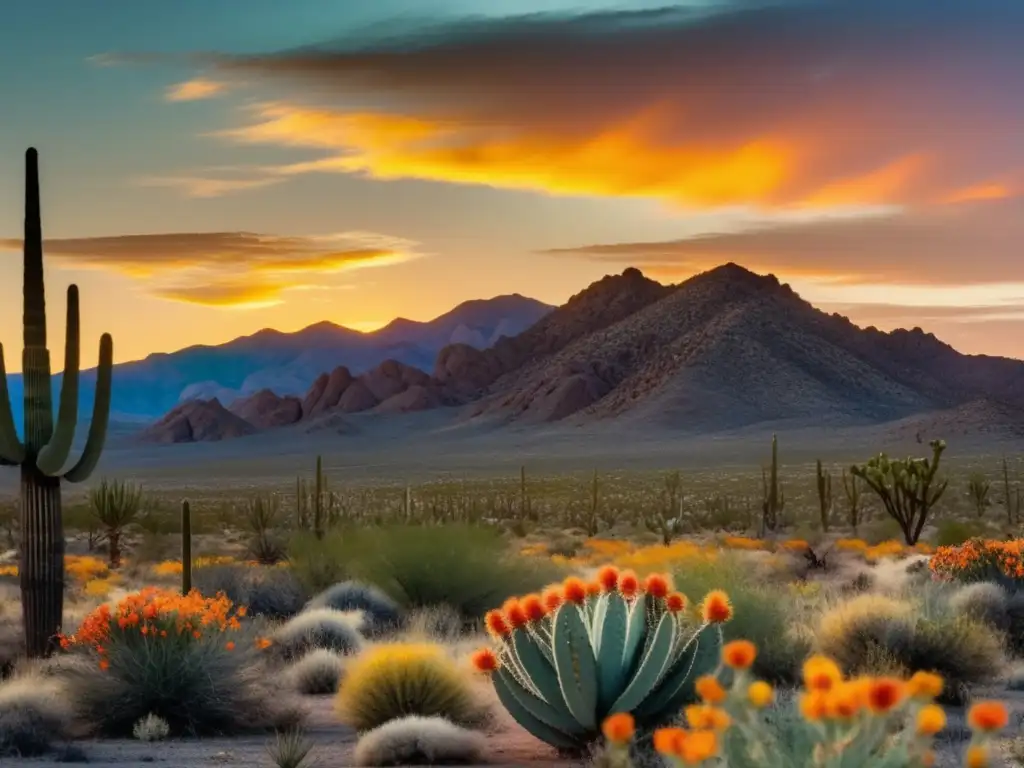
174,0,1024,208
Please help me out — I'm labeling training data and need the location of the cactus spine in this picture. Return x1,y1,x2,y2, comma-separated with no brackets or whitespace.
181,500,192,595
0,149,113,657
815,459,832,532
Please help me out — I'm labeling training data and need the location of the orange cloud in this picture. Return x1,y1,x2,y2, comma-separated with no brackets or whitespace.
165,77,228,102
182,2,1024,210
0,231,420,307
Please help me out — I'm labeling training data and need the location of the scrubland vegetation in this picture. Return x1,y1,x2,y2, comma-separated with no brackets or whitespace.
0,440,1023,766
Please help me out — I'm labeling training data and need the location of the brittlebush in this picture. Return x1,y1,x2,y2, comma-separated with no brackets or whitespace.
599,640,1008,767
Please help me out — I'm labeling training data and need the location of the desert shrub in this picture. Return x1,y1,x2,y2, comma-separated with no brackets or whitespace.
0,674,72,756
342,524,566,621
402,605,465,644
288,531,351,593
133,712,170,741
267,727,318,768
930,538,1024,589
195,564,309,620
336,643,483,732
0,618,23,680
353,715,485,767
272,608,364,660
306,581,403,636
815,592,1004,702
672,555,809,685
935,519,989,547
599,647,1008,768
287,648,345,695
59,587,301,736
948,581,1010,629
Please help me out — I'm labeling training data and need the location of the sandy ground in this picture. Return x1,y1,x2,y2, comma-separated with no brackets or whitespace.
8,696,577,767
1,407,1018,495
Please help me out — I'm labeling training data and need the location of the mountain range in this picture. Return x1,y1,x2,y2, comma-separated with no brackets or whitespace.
2,294,553,426
139,263,1024,444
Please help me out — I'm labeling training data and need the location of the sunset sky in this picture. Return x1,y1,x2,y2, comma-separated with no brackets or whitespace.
1,0,1023,371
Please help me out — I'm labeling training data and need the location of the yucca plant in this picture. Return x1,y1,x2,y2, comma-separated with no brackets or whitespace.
88,478,144,567
470,567,728,751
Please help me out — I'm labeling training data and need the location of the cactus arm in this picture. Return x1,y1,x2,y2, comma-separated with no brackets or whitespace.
609,612,677,714
551,604,598,729
596,592,629,712
37,286,81,476
509,629,585,734
491,667,582,750
0,343,25,465
62,333,112,483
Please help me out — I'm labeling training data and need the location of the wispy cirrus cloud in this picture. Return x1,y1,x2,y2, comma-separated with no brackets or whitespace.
0,231,420,308
160,0,1024,212
135,173,283,198
542,197,1024,286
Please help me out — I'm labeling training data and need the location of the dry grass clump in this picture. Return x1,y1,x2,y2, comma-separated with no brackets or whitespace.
672,554,810,685
352,715,486,767
306,581,403,636
339,524,566,621
0,617,23,680
132,712,170,741
336,643,485,733
272,607,365,660
815,591,1004,702
287,648,346,695
194,564,309,620
0,672,72,756
948,581,1010,629
63,620,304,737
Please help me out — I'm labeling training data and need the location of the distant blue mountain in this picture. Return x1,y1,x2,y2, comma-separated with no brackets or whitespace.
3,294,553,428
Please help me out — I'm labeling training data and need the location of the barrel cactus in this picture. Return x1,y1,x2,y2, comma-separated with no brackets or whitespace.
470,567,728,750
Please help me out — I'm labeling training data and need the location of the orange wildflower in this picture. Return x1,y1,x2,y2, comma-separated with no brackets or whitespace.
562,577,588,605
643,573,670,599
695,675,727,704
967,700,1009,732
596,566,619,592
665,592,687,613
700,590,732,623
470,648,499,674
601,713,635,744
865,677,905,714
722,640,756,670
618,570,639,599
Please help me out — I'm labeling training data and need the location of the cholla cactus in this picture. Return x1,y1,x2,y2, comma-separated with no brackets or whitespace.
850,440,948,546
470,567,728,750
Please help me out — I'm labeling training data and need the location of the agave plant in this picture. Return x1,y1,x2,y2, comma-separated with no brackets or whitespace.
471,567,728,750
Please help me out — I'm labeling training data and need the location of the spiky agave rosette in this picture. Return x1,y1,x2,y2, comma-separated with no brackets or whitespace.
471,566,729,750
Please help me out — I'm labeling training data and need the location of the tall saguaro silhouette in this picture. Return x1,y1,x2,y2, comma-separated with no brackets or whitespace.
0,148,114,657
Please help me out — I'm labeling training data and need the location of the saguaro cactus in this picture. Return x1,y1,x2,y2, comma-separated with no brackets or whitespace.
0,148,113,657
181,500,192,595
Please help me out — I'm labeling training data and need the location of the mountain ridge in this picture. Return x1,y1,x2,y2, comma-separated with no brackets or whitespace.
2,293,554,425
138,263,1024,444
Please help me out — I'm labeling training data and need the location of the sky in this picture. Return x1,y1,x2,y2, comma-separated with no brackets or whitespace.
1,0,1023,371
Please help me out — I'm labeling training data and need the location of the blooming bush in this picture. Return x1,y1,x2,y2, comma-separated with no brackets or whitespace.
57,588,295,736
600,639,1010,767
930,538,1024,587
